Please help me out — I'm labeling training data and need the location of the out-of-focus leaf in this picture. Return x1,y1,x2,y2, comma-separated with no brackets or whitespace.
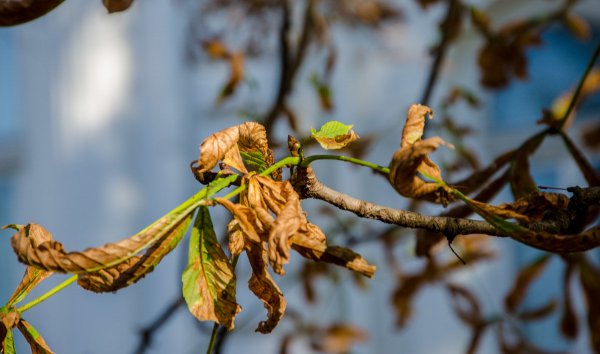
246,242,286,334
389,104,454,203
563,13,590,40
513,225,600,253
446,284,482,326
543,69,600,129
16,320,54,354
561,132,600,186
102,0,134,13
582,122,600,150
470,7,491,35
311,323,368,354
560,259,578,339
516,299,557,321
300,262,329,303
311,121,359,150
217,52,245,104
197,122,268,174
505,254,551,313
182,207,240,330
0,0,64,26
78,213,192,292
509,132,545,199
452,149,516,194
578,257,600,353
311,74,334,111
202,39,230,59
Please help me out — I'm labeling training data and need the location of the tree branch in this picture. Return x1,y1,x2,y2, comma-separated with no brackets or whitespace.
293,167,506,238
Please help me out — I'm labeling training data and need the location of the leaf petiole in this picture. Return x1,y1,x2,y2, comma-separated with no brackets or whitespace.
16,275,78,313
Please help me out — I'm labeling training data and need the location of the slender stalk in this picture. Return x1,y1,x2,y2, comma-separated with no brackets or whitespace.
16,275,77,313
559,39,600,129
301,154,389,174
206,322,220,354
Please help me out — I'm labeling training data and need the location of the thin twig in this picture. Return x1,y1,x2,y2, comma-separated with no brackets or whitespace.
264,0,316,138
419,0,459,106
558,39,600,129
133,296,186,354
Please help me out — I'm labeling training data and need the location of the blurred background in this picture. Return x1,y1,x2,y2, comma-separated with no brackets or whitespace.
1,0,600,353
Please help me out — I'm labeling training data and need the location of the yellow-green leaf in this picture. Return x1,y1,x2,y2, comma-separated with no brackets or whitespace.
2,326,15,354
311,121,359,150
182,207,240,330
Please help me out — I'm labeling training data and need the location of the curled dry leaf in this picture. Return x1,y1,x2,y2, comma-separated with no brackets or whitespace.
77,214,192,292
446,284,482,326
197,122,268,175
311,121,359,150
181,207,240,330
10,218,172,273
389,104,454,203
246,242,286,333
2,225,53,306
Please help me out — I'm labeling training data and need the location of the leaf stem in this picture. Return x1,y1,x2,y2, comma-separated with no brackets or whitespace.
16,275,77,313
206,322,220,354
300,154,389,174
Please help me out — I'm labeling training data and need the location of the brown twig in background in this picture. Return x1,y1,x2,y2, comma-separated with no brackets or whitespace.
419,0,460,106
264,0,316,138
133,296,186,354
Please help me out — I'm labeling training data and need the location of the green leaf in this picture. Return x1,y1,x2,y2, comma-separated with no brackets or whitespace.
311,121,359,150
240,151,269,173
182,206,240,329
2,327,16,354
17,320,54,354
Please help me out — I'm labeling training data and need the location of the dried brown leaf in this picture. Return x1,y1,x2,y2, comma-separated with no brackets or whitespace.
510,133,544,199
102,0,134,13
505,254,551,313
510,224,600,253
197,122,268,174
300,262,329,303
3,225,53,306
77,214,191,292
246,242,286,333
217,198,263,243
10,218,170,273
389,104,454,203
